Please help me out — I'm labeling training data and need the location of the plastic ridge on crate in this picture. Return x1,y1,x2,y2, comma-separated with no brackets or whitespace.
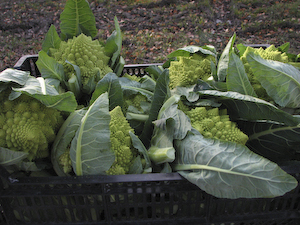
1,48,299,225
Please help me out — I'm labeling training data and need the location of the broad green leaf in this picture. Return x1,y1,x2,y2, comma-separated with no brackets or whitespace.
105,16,122,70
139,69,170,147
237,120,300,163
145,65,164,81
129,131,152,172
174,132,298,199
36,51,65,81
236,43,248,56
90,72,123,111
148,95,191,165
0,147,28,166
119,77,154,101
60,0,97,39
196,90,299,126
65,60,82,98
278,42,290,53
247,52,300,108
226,53,257,97
167,45,217,59
217,33,236,81
42,24,61,52
0,68,29,86
113,55,125,77
140,75,156,92
70,92,115,175
11,76,77,112
52,109,87,176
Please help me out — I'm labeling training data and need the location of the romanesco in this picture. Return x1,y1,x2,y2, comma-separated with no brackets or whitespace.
124,93,148,113
49,33,113,92
240,45,289,101
106,106,138,175
168,53,215,89
180,105,248,145
0,91,64,160
58,149,72,174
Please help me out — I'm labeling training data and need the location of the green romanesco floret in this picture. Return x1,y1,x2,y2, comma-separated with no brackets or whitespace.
58,149,72,174
182,106,248,145
106,106,138,175
168,54,214,89
49,33,113,90
122,73,142,82
123,93,148,113
241,45,289,64
0,91,64,161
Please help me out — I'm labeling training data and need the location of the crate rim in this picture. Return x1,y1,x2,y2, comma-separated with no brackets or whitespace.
13,54,164,71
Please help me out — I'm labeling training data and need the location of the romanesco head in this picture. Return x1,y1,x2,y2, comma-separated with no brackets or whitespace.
0,92,64,160
168,55,213,89
50,33,113,90
123,93,148,113
184,106,248,145
106,106,137,175
241,45,289,64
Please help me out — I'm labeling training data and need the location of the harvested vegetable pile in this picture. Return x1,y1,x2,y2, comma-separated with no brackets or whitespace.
1,0,300,200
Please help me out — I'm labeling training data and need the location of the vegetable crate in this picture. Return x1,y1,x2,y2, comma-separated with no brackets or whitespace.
0,55,299,225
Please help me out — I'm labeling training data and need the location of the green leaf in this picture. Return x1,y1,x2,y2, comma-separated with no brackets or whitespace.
105,16,122,69
71,92,115,176
60,0,97,39
90,72,123,111
236,43,248,56
119,77,154,101
237,120,300,163
0,147,28,166
167,45,217,59
145,65,164,81
11,76,77,112
36,51,65,81
0,68,29,86
217,33,236,81
113,55,125,77
247,52,300,108
41,24,61,52
174,132,298,199
129,131,152,172
51,109,87,176
196,90,299,126
226,52,257,97
139,69,170,147
278,42,290,53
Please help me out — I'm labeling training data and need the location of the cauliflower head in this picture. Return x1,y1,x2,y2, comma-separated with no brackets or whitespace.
168,53,215,89
180,105,248,145
0,91,64,160
49,33,113,90
106,106,138,175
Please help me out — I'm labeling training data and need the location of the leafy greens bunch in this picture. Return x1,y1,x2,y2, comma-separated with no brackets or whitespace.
51,72,160,176
0,68,77,173
144,33,300,199
36,0,124,106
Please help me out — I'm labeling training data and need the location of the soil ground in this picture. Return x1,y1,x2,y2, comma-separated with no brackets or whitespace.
0,0,299,71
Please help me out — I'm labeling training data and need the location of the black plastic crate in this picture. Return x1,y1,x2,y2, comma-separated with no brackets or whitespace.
0,53,299,225
12,54,164,77
1,164,300,225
